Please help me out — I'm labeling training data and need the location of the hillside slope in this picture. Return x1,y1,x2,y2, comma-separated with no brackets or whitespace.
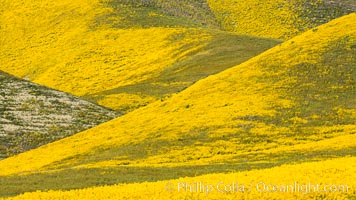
1,157,355,200
106,0,220,28
0,71,117,159
0,0,279,112
207,0,355,39
0,13,354,196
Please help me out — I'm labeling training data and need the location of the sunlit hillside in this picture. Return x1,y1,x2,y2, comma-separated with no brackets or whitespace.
0,0,279,112
0,13,354,197
207,0,355,39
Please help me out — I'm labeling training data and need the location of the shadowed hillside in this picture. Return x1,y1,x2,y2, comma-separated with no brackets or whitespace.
0,14,354,197
104,0,220,28
0,71,118,159
207,0,355,39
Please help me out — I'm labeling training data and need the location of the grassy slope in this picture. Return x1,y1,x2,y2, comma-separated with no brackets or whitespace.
106,0,220,28
207,0,356,39
0,71,118,159
1,157,355,200
0,0,279,112
0,14,354,197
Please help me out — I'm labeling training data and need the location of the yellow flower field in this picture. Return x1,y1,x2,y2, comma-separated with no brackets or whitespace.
0,0,281,110
207,0,353,39
1,157,355,200
0,0,208,106
0,0,212,96
0,1,354,199
0,13,354,176
98,93,157,112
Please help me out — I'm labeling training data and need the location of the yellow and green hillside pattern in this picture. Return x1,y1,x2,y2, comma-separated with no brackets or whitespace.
1,157,355,200
0,0,279,112
207,0,355,39
106,0,220,28
0,0,210,97
0,14,354,198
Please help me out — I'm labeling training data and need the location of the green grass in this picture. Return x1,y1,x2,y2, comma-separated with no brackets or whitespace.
103,0,220,28
259,36,356,129
84,31,280,112
95,3,201,29
295,0,356,32
207,0,355,39
0,145,353,197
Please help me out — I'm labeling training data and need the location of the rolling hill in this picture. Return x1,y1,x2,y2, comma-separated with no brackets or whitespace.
0,0,280,112
0,71,118,159
207,0,356,39
0,13,354,198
